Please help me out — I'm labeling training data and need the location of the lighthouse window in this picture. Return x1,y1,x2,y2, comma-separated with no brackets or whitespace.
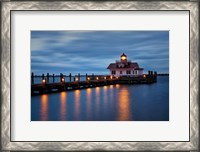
111,71,116,74
126,70,131,74
134,70,138,75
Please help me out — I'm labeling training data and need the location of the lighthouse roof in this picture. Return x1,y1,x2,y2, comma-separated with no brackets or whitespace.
120,53,127,57
107,62,139,69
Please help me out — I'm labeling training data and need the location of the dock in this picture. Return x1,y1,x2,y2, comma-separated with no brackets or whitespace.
31,71,157,96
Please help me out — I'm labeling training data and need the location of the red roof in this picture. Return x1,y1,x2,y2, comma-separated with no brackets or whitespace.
107,62,140,69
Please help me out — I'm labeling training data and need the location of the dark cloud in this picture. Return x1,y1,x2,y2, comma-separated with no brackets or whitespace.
31,31,169,75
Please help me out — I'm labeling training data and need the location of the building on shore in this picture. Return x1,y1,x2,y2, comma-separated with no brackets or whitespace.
107,53,144,77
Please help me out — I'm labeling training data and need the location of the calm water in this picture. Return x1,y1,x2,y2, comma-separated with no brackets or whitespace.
31,76,169,121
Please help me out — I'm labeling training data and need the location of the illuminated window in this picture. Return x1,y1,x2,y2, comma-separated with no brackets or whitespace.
121,56,126,60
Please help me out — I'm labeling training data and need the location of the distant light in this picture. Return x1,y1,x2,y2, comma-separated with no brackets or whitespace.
61,78,65,82
96,77,99,80
104,76,106,80
87,77,90,80
110,76,113,79
42,79,46,84
143,75,146,78
75,77,79,81
121,56,126,60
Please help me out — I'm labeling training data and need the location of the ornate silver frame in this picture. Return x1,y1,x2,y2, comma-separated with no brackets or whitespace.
1,1,199,151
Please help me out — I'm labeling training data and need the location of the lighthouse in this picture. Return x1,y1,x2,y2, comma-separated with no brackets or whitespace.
107,53,144,76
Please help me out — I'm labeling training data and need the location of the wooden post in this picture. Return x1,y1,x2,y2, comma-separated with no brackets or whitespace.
154,71,157,82
78,73,80,82
42,74,44,79
53,74,55,83
42,78,46,88
60,73,63,82
31,72,34,84
86,73,88,81
153,71,156,77
69,73,72,82
92,73,94,80
148,71,150,76
74,76,75,82
47,73,49,83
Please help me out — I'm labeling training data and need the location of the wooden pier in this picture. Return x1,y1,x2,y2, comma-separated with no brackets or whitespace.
31,71,157,96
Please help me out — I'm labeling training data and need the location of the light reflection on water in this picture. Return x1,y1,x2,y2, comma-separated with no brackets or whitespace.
95,87,100,118
60,92,67,120
32,76,169,121
86,88,92,119
103,86,108,111
117,86,131,121
40,94,48,121
74,90,80,120
116,84,120,89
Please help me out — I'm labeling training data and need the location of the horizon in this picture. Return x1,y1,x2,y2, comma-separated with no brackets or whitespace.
31,72,169,76
31,31,169,75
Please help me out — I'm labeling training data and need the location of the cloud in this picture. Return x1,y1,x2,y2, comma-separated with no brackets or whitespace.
31,31,169,75
31,31,84,51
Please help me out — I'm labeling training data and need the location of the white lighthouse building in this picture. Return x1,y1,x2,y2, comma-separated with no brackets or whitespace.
107,53,144,77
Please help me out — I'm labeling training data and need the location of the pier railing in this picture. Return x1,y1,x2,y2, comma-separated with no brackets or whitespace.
31,73,114,85
31,71,157,95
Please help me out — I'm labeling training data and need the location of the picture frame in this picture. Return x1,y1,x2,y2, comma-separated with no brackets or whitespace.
1,0,199,151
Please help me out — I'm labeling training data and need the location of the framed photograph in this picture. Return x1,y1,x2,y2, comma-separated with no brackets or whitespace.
1,1,199,151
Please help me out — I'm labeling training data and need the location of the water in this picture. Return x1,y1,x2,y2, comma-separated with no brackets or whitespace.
31,76,169,121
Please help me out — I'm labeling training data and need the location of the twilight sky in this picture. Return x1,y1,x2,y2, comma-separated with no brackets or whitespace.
31,31,169,75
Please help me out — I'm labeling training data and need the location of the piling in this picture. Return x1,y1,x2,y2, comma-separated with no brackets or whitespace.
60,73,63,82
150,71,153,76
69,73,72,82
31,72,34,84
86,73,88,81
42,78,46,88
154,71,157,82
148,71,150,77
47,73,49,83
53,74,55,83
92,73,94,80
78,73,80,81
